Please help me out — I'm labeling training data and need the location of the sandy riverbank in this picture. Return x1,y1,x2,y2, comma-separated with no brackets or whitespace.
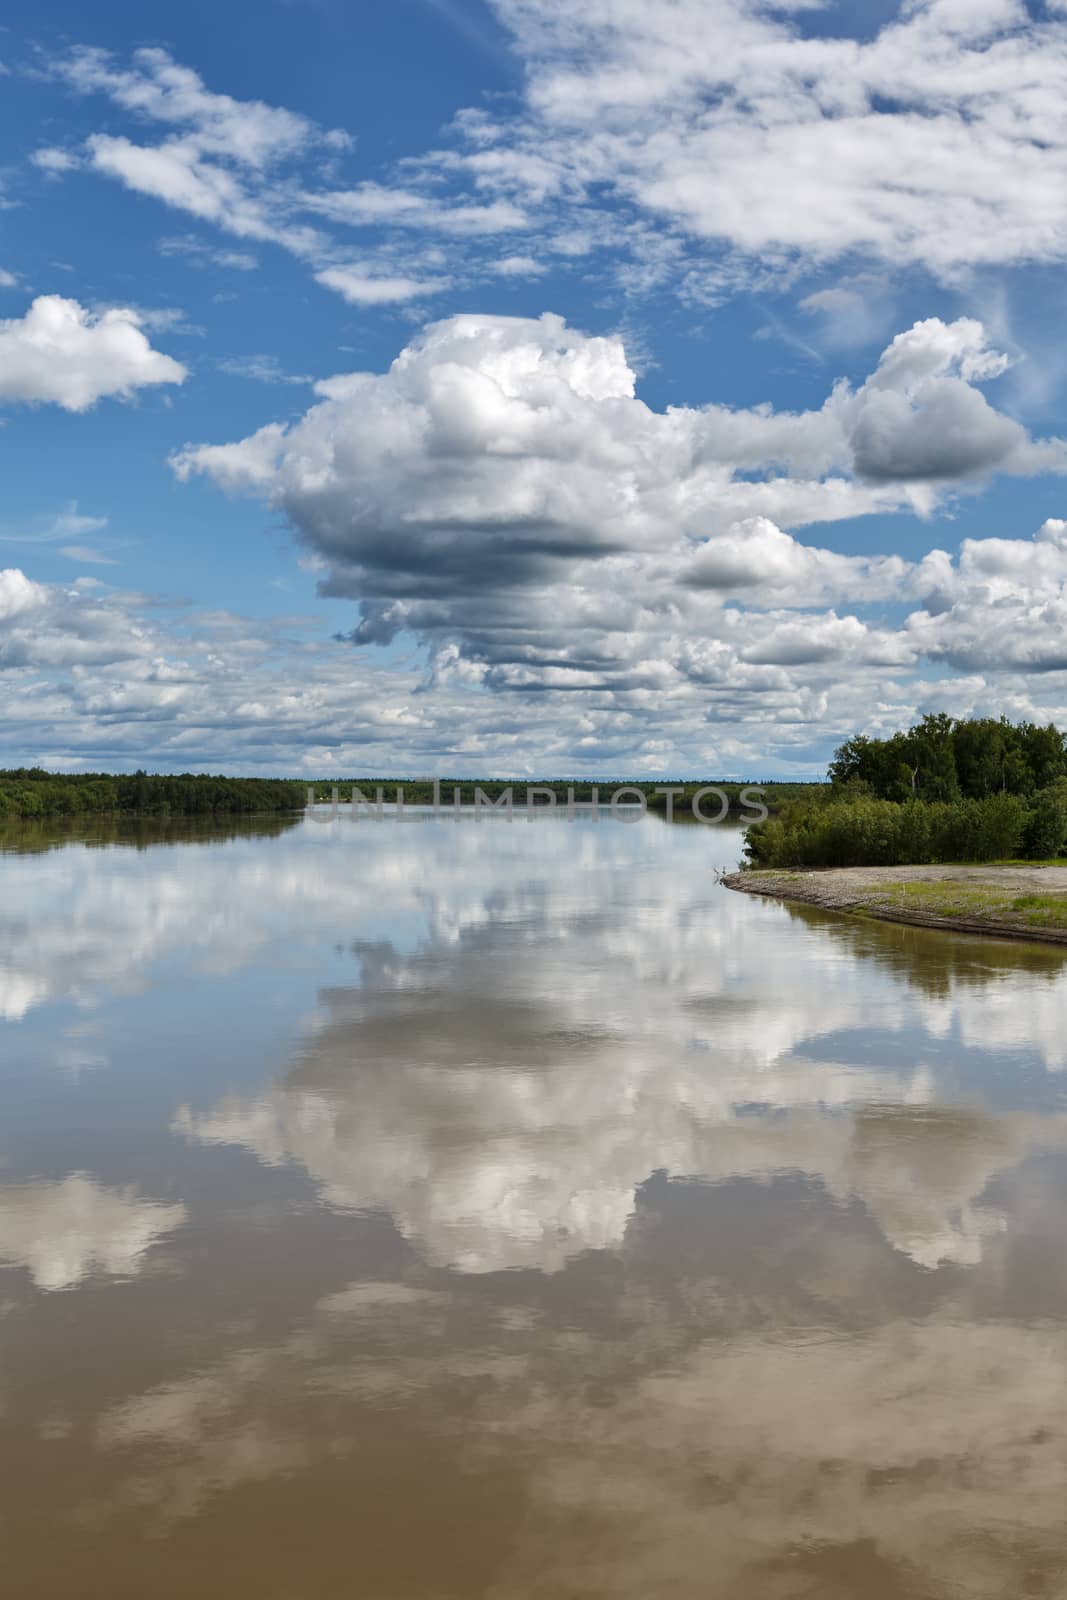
722,863,1067,946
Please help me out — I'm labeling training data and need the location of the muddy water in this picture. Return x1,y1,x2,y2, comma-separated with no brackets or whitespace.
1,811,1065,1598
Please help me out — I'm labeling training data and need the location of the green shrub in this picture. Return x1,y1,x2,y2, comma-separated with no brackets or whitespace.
745,792,1032,868
1022,785,1067,859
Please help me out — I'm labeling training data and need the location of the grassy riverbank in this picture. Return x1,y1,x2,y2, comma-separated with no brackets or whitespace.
724,864,1067,946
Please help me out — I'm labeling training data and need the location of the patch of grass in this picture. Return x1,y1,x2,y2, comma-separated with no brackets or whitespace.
988,858,1067,868
855,878,1067,929
869,881,1011,914
1010,893,1067,926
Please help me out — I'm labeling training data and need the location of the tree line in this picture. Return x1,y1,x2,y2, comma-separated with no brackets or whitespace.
306,779,820,814
0,770,822,825
827,713,1066,801
746,716,1067,868
0,769,307,820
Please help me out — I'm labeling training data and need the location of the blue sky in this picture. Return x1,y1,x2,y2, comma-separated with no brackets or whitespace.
3,0,1067,776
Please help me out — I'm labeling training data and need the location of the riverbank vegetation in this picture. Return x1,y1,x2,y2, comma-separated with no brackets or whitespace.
0,770,307,820
745,716,1067,868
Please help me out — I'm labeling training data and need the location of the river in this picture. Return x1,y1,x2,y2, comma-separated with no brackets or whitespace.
1,809,1065,1597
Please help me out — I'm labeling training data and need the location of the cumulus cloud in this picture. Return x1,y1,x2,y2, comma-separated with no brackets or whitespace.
0,295,186,411
2,296,1067,772
0,567,47,622
0,554,918,773
2,531,1067,778
908,517,1067,672
171,311,1064,689
844,318,1057,482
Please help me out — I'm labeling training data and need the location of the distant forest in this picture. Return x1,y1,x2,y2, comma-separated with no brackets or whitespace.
0,771,819,823
305,780,826,817
0,770,307,819
0,770,816,823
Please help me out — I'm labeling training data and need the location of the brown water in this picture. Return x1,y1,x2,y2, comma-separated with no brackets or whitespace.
1,810,1066,1598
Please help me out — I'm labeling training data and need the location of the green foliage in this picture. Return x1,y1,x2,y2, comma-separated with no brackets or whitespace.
0,770,306,820
305,779,821,815
828,715,1066,803
745,792,1033,868
0,772,812,826
766,715,1067,868
1021,782,1067,859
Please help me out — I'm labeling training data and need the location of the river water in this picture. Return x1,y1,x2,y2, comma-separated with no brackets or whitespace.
1,810,1065,1598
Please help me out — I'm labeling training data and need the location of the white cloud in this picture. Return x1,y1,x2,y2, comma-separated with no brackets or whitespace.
0,295,186,411
85,134,322,256
42,48,332,263
798,280,894,350
490,253,547,277
34,13,1067,310
55,45,331,167
30,146,81,175
305,183,528,235
2,545,1067,777
2,291,1067,771
313,265,448,304
462,0,1067,277
217,354,312,385
0,567,47,622
59,545,118,566
39,46,472,298
171,311,1064,688
908,517,1067,672
49,500,109,537
0,266,17,287
158,234,258,271
845,317,1057,481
